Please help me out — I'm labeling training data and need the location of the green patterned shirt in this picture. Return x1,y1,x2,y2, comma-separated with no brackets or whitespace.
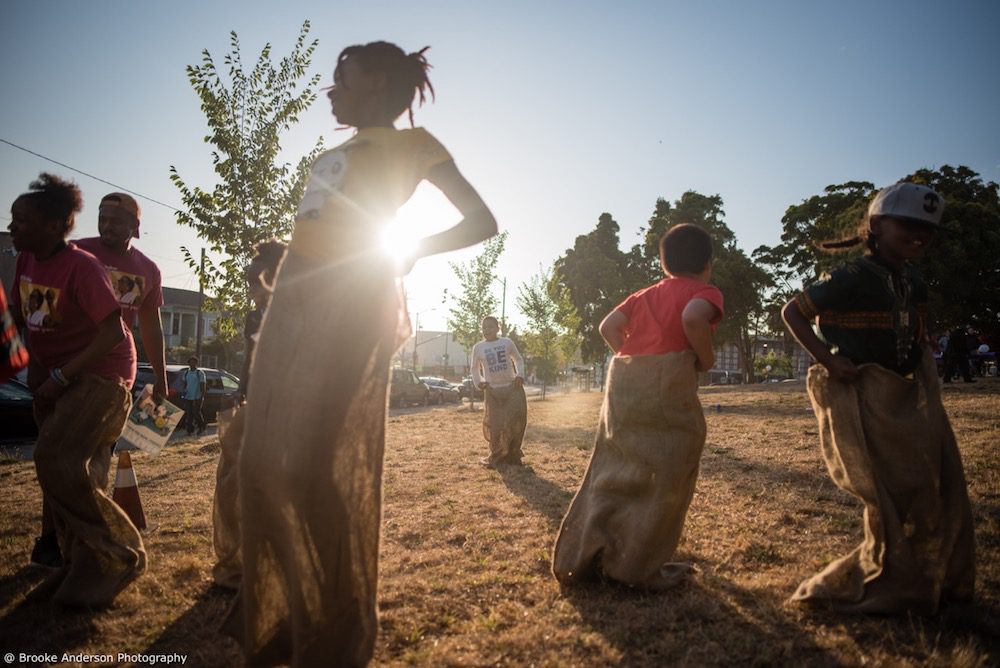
794,255,927,375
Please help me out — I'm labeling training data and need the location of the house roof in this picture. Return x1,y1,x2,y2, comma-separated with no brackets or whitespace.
162,286,204,308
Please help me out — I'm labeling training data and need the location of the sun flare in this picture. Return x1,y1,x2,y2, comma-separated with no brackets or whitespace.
380,184,462,260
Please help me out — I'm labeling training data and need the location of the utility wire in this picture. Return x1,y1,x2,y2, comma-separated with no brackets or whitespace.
1,138,184,214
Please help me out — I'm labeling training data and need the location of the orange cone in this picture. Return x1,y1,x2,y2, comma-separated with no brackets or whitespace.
112,451,147,530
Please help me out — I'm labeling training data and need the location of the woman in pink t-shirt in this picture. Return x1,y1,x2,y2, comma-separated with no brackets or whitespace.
8,173,143,607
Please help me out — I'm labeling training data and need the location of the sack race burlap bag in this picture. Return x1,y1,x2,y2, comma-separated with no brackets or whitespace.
30,374,145,607
792,351,975,614
553,352,705,590
212,404,246,590
232,252,407,667
482,383,527,465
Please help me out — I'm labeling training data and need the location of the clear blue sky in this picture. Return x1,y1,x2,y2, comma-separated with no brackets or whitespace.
2,0,998,331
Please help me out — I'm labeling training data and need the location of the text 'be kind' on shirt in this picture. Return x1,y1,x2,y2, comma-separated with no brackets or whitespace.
471,337,524,387
12,243,136,385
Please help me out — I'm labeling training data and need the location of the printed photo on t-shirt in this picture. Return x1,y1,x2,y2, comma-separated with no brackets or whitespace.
111,270,145,306
297,149,348,218
19,281,62,331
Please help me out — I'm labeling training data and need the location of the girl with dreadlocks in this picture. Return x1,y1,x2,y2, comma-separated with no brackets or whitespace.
233,42,496,665
782,182,974,614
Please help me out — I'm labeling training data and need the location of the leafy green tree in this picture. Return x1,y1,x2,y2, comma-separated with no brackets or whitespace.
517,267,575,398
713,248,773,381
752,181,874,291
753,351,794,380
755,166,1000,340
633,191,771,381
550,279,582,368
170,21,323,336
446,231,507,355
553,214,638,373
904,166,1000,338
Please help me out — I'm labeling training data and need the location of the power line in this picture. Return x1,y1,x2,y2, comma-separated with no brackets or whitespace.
0,138,184,214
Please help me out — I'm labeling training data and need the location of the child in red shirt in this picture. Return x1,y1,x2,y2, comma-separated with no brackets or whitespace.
553,224,724,590
604,231,723,361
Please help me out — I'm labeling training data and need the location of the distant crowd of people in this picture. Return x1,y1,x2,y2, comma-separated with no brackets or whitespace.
937,325,996,382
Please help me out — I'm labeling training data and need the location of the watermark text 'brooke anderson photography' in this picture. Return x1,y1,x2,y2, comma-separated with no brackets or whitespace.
5,653,187,665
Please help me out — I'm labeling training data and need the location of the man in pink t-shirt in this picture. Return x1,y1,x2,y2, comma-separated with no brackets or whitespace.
76,192,166,400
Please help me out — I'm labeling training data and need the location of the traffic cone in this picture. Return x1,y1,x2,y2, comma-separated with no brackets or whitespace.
112,451,147,530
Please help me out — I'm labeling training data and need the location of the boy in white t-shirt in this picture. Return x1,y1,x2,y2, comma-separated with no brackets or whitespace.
471,316,527,467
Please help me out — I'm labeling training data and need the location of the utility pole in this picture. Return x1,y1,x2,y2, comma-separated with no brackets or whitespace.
195,247,205,358
500,276,507,333
411,307,435,371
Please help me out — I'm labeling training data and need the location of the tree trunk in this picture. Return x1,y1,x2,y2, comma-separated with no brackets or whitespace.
739,327,757,383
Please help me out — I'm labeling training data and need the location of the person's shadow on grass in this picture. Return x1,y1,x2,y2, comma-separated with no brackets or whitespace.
498,464,574,527
141,585,241,664
0,567,100,658
560,574,840,666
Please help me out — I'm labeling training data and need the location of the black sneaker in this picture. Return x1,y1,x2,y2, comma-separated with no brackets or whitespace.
30,532,62,569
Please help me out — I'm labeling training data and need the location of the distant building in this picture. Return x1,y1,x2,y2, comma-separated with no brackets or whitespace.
395,330,468,378
161,287,221,350
709,337,812,383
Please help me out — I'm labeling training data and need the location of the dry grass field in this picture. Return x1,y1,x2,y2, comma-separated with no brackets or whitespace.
1,379,997,667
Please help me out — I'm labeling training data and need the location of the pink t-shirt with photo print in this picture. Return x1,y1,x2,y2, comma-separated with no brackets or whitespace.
12,243,136,385
75,237,163,328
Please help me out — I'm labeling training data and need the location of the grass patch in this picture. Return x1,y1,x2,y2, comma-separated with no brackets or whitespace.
0,380,997,665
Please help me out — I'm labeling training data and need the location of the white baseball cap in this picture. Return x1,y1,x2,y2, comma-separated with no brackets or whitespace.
868,182,944,227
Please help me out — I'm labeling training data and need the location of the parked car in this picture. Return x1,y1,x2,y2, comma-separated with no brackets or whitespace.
458,376,484,400
135,363,241,422
0,378,37,442
420,377,461,404
389,368,430,407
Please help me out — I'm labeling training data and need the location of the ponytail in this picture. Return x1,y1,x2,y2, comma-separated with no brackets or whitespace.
335,41,435,126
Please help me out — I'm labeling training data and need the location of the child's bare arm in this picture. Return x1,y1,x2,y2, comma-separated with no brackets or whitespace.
781,299,859,382
682,298,718,372
599,309,628,353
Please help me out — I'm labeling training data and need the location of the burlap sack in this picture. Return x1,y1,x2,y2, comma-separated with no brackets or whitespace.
30,374,145,607
212,404,245,590
482,383,527,465
553,352,705,590
233,251,407,667
792,350,975,614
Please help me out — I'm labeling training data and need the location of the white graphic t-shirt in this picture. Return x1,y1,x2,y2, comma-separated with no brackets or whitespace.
471,337,524,388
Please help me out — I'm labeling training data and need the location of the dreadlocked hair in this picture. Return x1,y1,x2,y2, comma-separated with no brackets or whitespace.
816,214,879,255
336,41,435,126
17,172,83,236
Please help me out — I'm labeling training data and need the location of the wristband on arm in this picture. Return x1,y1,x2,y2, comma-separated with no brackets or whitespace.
51,367,72,387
